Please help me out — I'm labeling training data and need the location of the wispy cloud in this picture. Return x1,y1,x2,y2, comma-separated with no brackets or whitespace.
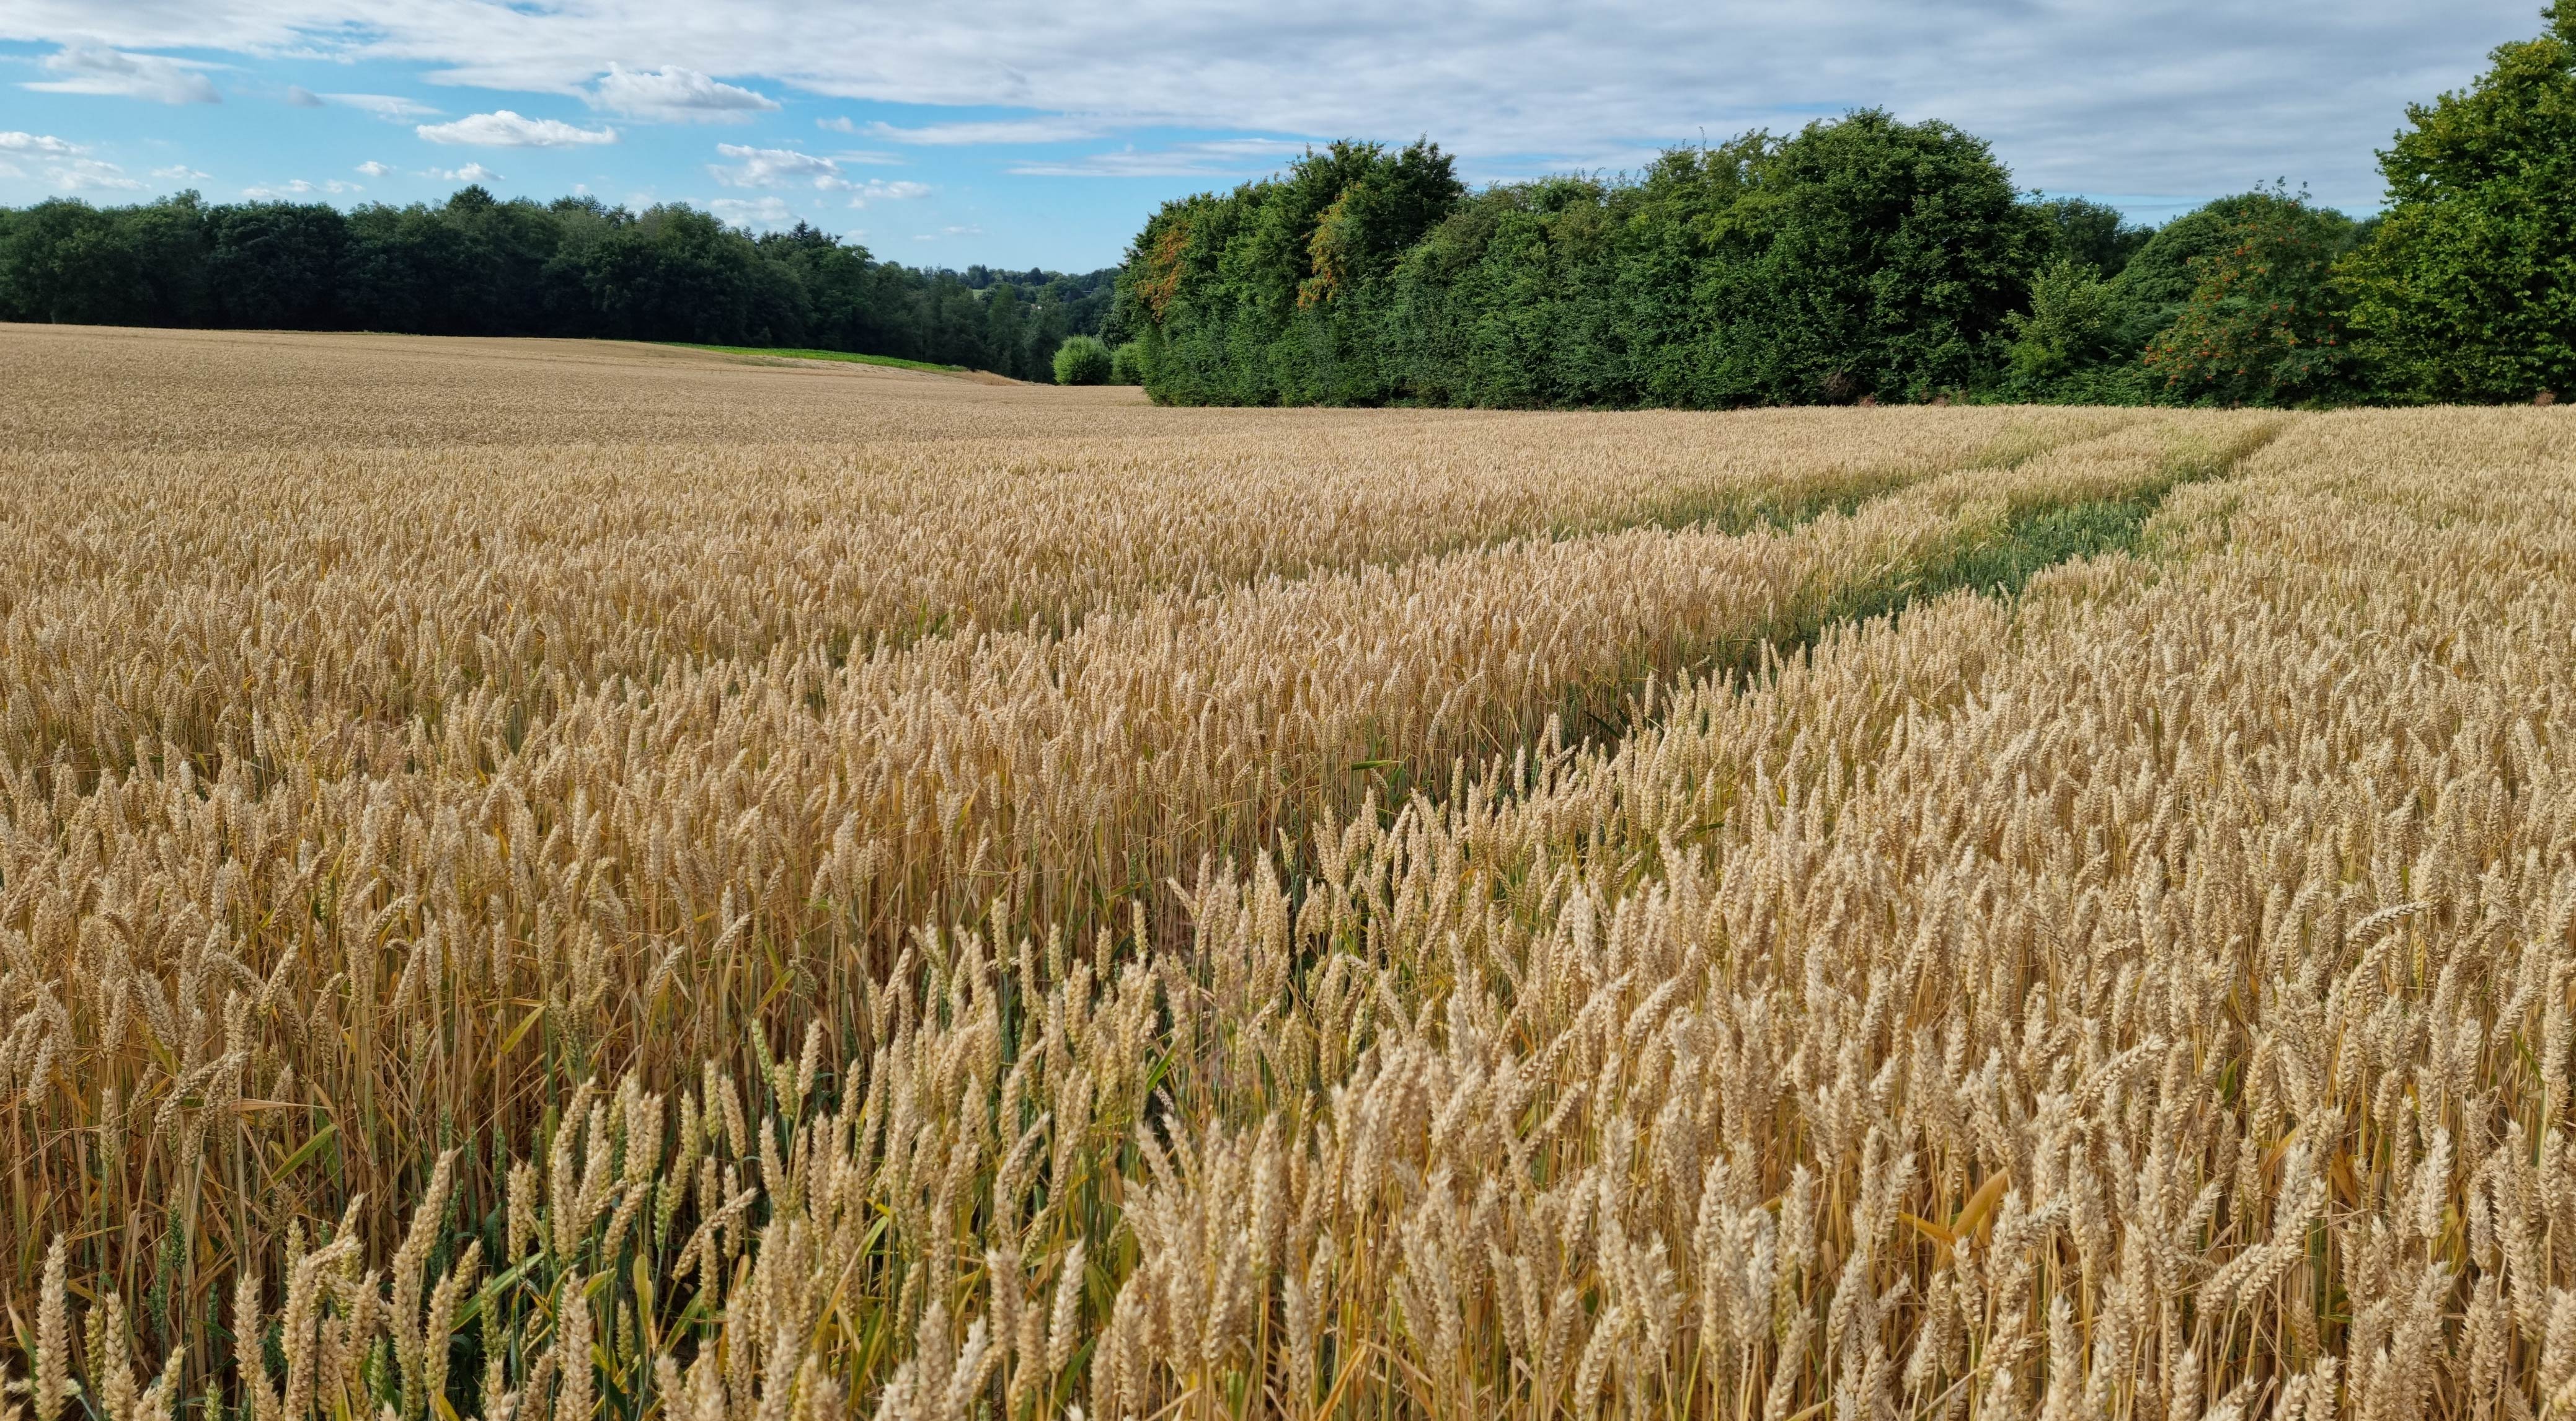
593,64,778,121
812,119,912,160
417,111,616,147
244,177,363,198
356,160,392,177
26,46,221,105
709,144,932,206
152,164,211,180
0,131,83,156
0,0,2541,226
285,84,323,107
427,162,503,183
1009,139,1309,178
710,143,838,187
53,161,146,191
869,117,1110,146
326,93,437,120
848,179,931,203
709,195,794,225
0,131,148,190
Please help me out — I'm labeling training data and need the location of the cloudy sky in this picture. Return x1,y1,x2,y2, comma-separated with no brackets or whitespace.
0,1,2544,271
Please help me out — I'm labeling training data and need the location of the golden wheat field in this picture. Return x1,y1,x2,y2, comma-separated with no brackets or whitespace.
2,324,2574,1421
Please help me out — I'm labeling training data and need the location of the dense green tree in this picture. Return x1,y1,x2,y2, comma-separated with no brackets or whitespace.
204,201,348,329
0,188,1115,374
121,193,215,325
1053,334,1112,384
2030,196,2152,277
344,188,573,336
2339,2,2576,401
1384,174,1637,406
0,198,161,325
1994,189,2360,405
2144,192,2358,404
1152,113,2042,407
1128,139,1463,405
2004,257,2131,395
1694,109,2050,404
2111,191,2355,348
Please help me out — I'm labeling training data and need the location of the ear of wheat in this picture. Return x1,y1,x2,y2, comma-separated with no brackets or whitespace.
6,326,2572,1421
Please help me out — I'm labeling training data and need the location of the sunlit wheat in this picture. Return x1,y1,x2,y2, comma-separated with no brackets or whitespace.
4,327,2569,1421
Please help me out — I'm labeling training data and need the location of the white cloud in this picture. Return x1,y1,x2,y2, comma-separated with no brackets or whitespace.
285,84,323,107
326,93,437,120
914,224,983,240
708,145,934,208
810,120,917,159
710,143,838,187
846,179,931,206
870,117,1109,146
0,0,2552,214
67,164,144,190
355,159,392,176
243,177,363,197
152,164,211,180
242,177,361,197
417,110,616,147
0,131,83,156
709,195,795,226
1009,138,1309,179
51,158,145,191
593,64,778,121
26,45,221,104
428,162,503,183
0,134,152,190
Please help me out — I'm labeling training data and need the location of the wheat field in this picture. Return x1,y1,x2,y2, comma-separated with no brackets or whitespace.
2,324,2571,1421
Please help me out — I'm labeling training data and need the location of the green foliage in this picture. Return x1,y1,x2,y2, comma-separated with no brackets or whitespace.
0,192,207,327
2118,192,2355,340
1109,340,1146,384
1387,171,1649,407
2031,196,2153,277
1053,334,1113,385
2339,3,2576,401
2143,189,2358,405
0,187,1119,378
2004,257,2132,395
1996,190,2361,406
1696,110,2049,404
1128,139,1466,405
1130,112,2045,407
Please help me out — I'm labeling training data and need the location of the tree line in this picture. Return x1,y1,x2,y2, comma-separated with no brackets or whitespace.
0,186,1120,381
1115,3,2576,407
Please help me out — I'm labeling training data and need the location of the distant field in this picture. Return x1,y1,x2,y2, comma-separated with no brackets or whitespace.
663,341,972,374
2,324,2570,1421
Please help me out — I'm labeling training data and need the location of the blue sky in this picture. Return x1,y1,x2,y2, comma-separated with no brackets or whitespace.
0,1,2546,273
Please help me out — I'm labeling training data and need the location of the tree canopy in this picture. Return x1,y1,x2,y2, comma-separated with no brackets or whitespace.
0,188,1118,379
2339,1,2576,401
18,6,2576,409
1112,7,2576,411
